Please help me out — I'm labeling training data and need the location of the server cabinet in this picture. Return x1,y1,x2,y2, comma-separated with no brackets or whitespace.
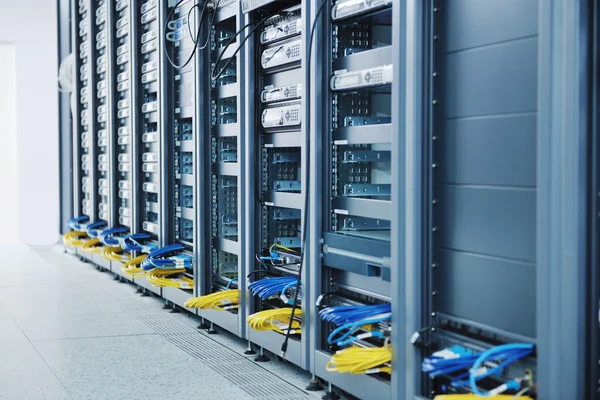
195,0,248,336
73,0,98,227
243,0,310,369
310,1,394,398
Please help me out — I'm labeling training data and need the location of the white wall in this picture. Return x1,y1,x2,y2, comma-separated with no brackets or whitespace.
0,1,59,245
0,44,20,244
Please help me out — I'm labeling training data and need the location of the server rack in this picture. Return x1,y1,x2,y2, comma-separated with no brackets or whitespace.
196,0,248,336
73,0,98,263
132,0,163,295
161,0,198,308
417,0,538,397
243,0,310,368
310,1,394,397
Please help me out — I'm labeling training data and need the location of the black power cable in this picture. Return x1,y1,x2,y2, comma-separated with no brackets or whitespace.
164,0,209,69
280,0,330,358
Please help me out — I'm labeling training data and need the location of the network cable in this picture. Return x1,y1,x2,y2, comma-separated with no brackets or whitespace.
81,238,103,253
121,254,148,278
67,216,89,230
422,343,534,397
141,244,192,271
319,303,392,346
99,227,128,246
184,290,239,310
62,230,89,247
280,0,330,358
120,233,157,253
326,344,392,375
85,221,107,238
247,308,302,335
146,268,193,289
102,246,130,263
248,275,299,302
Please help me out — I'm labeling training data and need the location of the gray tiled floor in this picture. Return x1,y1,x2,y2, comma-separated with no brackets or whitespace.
0,245,319,400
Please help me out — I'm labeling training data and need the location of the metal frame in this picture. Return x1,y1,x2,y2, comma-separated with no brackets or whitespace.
537,0,591,398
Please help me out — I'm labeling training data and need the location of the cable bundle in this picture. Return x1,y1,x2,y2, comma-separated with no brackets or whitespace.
63,231,90,247
102,246,130,263
81,238,103,253
85,221,107,238
67,216,89,230
248,275,299,304
99,227,128,246
141,244,192,271
120,233,157,253
326,345,392,375
121,255,148,278
422,343,534,397
247,308,302,335
319,303,391,346
146,268,193,289
184,290,239,310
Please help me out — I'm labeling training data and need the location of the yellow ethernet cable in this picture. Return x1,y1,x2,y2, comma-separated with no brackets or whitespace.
81,238,103,253
102,246,130,262
326,345,392,375
121,255,148,278
184,290,239,310
63,231,90,247
247,308,302,334
146,268,194,289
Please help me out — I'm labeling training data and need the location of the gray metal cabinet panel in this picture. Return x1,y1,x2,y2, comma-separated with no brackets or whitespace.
438,186,536,262
440,37,537,119
437,249,536,337
440,115,536,187
441,0,537,52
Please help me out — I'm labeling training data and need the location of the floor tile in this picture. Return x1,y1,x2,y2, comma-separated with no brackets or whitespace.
34,335,252,400
0,316,28,343
16,312,156,340
0,341,72,400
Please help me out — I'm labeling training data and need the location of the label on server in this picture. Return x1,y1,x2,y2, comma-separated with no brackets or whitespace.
261,105,301,128
116,26,129,39
142,132,158,143
97,80,107,90
118,154,131,163
116,17,129,30
98,162,108,172
97,105,108,114
117,71,129,82
118,163,131,172
118,108,130,118
142,152,158,162
261,83,301,103
118,136,130,145
97,88,108,99
141,30,156,44
118,180,131,190
142,163,158,173
141,8,157,24
116,53,129,65
96,30,106,42
96,13,106,26
143,221,158,234
119,216,131,226
117,80,130,91
332,0,392,21
98,178,108,188
97,129,107,139
142,71,157,84
141,0,156,14
142,101,158,113
96,63,107,74
80,64,89,75
119,206,131,217
116,0,128,12
143,182,158,193
118,127,130,136
97,138,108,147
141,40,157,54
141,60,157,73
116,44,129,56
118,189,131,199
331,64,393,91
261,40,302,69
96,38,107,50
117,99,130,109
260,18,302,44
98,154,108,163
97,113,107,123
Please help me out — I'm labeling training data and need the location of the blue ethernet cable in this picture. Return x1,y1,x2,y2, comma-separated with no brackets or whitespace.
141,244,192,271
226,277,238,290
120,233,156,253
326,314,391,345
468,343,534,397
248,275,298,300
86,221,107,238
98,227,128,246
319,304,391,326
67,216,89,230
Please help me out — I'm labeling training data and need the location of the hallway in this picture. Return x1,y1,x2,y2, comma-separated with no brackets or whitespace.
0,245,317,400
